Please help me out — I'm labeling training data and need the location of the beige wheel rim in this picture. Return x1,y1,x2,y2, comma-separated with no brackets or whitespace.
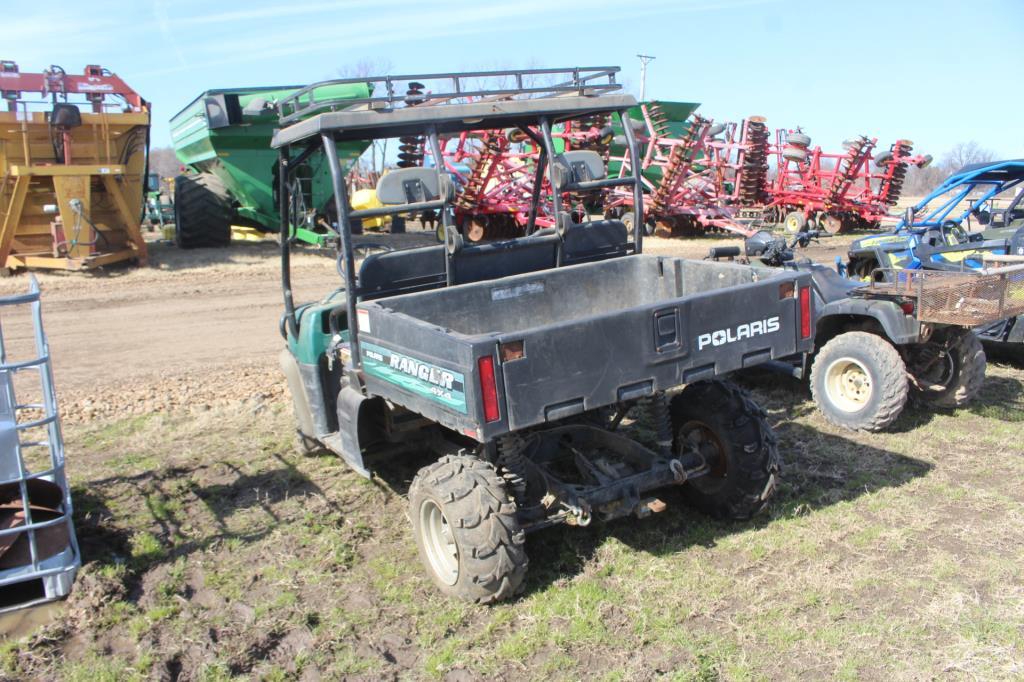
825,356,873,412
419,499,459,586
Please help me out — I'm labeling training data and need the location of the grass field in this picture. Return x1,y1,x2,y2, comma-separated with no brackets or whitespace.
2,359,1021,681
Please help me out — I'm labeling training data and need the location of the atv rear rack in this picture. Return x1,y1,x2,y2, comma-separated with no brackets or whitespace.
278,67,622,124
865,264,1024,326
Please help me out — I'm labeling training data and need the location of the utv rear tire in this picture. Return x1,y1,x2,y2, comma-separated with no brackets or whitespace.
670,380,780,520
409,455,527,604
810,331,908,431
909,327,986,409
173,174,233,249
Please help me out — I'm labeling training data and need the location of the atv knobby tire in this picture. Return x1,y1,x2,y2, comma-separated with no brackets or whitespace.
409,455,527,604
810,331,908,431
174,173,233,249
909,327,986,409
670,380,780,520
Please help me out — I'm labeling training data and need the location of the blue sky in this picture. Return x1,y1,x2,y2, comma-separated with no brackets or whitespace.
6,0,1022,158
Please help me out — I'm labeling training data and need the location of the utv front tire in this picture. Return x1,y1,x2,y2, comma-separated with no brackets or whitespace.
173,174,233,249
810,331,908,431
409,455,527,604
909,327,986,409
670,380,780,520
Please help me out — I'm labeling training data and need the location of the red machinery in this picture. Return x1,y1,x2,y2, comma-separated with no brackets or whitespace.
604,103,755,237
754,130,932,233
433,118,613,242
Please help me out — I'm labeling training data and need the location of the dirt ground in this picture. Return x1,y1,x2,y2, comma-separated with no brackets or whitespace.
0,226,1021,680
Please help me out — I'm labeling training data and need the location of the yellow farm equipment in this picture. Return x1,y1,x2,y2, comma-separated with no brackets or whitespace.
0,61,149,271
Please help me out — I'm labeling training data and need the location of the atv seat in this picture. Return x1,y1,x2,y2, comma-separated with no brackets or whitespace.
357,219,629,300
808,264,864,303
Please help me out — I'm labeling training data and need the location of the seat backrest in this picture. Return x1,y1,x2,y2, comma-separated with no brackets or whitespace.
549,150,606,190
375,167,452,205
357,220,629,300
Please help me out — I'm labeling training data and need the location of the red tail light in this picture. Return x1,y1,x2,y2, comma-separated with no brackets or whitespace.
799,286,812,339
478,355,500,423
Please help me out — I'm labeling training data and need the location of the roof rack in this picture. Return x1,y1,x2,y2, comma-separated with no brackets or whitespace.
277,67,621,125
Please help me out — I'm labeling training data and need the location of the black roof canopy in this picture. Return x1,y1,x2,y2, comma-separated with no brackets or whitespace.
951,159,1024,183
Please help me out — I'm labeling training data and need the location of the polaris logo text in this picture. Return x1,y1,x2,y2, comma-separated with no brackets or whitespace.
698,317,780,350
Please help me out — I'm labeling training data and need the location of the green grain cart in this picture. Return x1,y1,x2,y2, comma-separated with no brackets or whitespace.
169,84,371,248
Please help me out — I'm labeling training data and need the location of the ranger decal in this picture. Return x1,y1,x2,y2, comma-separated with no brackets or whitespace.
361,342,467,413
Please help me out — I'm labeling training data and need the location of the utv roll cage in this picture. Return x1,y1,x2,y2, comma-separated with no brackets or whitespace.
899,159,1024,230
271,67,645,374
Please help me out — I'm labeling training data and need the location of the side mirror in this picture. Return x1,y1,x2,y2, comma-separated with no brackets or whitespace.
146,173,160,192
903,206,915,226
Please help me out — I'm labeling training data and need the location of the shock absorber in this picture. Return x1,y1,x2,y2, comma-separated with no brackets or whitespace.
640,394,674,458
495,432,530,502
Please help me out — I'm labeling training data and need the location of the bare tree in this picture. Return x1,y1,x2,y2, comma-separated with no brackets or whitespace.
148,147,182,191
941,141,995,172
902,164,947,197
336,58,395,174
336,57,394,79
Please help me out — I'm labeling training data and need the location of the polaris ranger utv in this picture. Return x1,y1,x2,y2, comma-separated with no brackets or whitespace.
275,68,815,603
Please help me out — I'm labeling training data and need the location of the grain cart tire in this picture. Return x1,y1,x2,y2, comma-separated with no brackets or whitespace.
173,174,233,249
810,331,908,431
409,455,527,604
784,211,807,233
670,380,780,521
909,327,986,409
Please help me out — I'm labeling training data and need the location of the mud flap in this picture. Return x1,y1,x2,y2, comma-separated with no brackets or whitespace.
335,386,371,478
280,349,320,438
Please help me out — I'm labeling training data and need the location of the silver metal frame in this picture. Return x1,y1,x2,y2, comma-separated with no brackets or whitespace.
0,277,79,611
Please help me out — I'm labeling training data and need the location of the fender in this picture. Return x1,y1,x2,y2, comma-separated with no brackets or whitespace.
816,298,920,345
335,386,374,478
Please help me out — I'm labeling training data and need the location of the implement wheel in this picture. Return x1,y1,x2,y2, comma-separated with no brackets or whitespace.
909,327,986,409
670,380,780,520
173,174,233,249
409,455,527,604
784,211,807,234
810,331,908,431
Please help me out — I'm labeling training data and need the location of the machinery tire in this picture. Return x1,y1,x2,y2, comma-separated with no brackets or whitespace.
787,132,811,147
782,146,808,162
621,211,636,236
810,331,908,432
409,455,527,604
909,328,986,409
874,151,893,167
784,211,807,234
670,380,780,521
173,174,233,249
818,212,843,235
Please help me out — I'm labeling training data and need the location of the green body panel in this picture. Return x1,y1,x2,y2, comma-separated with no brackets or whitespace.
608,100,701,179
169,84,371,235
287,291,348,365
